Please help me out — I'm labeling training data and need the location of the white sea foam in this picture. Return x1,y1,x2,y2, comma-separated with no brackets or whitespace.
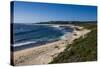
13,41,37,47
60,32,73,40
51,25,73,40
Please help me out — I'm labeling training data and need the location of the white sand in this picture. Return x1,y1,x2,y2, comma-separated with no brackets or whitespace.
13,26,91,66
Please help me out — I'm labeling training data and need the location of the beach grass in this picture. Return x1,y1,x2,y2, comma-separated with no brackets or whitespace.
49,23,97,63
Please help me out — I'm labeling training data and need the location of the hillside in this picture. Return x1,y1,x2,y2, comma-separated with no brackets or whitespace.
50,23,97,63
37,21,97,24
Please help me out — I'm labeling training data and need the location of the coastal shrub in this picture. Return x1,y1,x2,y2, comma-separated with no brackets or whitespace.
49,24,97,64
54,46,60,49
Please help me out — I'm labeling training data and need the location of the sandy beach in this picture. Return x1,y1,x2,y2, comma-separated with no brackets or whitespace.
13,26,91,66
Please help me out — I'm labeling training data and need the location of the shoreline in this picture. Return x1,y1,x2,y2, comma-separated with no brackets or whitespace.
13,25,91,65
13,24,73,51
12,39,60,51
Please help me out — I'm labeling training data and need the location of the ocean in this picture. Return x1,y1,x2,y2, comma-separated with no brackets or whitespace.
12,23,73,51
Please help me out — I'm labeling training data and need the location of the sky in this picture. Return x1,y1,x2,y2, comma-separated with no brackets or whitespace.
12,1,97,23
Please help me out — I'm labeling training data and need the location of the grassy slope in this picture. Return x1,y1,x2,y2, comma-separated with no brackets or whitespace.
50,23,97,63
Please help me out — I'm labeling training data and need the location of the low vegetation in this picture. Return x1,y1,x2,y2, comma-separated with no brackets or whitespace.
50,23,97,63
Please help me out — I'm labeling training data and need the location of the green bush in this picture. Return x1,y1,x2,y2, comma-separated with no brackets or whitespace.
50,23,97,64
